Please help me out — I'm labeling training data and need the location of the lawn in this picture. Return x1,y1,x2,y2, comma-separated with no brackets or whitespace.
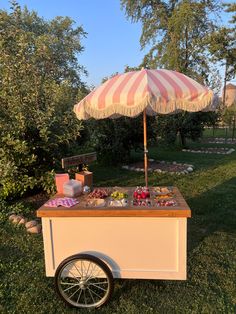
1,139,236,313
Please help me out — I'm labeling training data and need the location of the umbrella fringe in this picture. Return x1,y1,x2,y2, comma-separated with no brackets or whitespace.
74,92,214,120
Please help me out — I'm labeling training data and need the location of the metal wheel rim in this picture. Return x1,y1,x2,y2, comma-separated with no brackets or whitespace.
57,258,110,308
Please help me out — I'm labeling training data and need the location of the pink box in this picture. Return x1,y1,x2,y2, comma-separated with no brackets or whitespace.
55,173,69,194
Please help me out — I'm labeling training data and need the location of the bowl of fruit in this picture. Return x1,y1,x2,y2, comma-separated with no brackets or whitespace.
133,186,150,200
108,191,128,207
132,187,151,207
87,188,110,199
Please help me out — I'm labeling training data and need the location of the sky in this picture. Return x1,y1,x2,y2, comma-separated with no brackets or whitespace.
0,0,235,88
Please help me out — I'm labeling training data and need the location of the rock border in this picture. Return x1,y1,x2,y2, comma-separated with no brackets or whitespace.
203,137,236,144
122,160,194,175
182,147,235,155
8,214,42,234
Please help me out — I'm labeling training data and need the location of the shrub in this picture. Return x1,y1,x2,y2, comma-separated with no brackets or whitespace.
0,3,87,198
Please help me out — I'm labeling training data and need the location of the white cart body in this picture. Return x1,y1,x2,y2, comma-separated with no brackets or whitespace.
37,187,191,281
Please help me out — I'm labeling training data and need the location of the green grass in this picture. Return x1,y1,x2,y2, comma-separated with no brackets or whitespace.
203,127,235,139
1,141,236,313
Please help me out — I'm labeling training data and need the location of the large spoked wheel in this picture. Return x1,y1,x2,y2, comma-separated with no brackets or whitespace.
55,254,114,309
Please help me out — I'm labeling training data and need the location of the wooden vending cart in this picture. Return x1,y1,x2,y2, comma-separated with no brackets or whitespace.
37,187,191,309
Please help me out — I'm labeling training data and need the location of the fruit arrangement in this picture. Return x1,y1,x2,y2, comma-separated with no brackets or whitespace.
154,187,172,195
155,199,177,207
111,191,128,200
154,194,173,200
132,199,152,207
133,186,150,200
88,188,109,199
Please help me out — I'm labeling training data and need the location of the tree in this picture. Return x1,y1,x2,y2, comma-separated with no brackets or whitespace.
0,2,86,198
121,0,223,146
121,0,221,81
156,111,219,147
208,4,236,107
224,2,236,25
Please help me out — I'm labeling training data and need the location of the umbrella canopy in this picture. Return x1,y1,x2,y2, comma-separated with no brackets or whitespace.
74,69,214,120
74,69,216,187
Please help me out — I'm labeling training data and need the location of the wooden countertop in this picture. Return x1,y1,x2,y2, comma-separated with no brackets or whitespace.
36,187,191,218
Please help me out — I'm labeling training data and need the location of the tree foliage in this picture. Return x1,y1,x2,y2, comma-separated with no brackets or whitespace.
0,2,86,198
83,115,156,164
121,0,224,145
155,112,220,147
121,0,222,82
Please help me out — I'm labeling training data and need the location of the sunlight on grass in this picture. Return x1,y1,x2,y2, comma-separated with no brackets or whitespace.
1,141,236,313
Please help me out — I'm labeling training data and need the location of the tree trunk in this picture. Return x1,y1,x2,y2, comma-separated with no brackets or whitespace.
179,130,187,148
232,116,236,140
223,61,228,107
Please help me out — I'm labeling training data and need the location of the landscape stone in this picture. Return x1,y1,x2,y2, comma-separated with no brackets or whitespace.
25,220,37,229
18,218,27,225
12,215,23,224
9,214,17,221
27,224,42,234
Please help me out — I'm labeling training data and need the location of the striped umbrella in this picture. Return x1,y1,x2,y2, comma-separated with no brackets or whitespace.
74,69,216,186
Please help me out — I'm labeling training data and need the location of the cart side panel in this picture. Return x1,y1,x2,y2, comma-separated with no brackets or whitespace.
41,218,56,276
42,217,187,280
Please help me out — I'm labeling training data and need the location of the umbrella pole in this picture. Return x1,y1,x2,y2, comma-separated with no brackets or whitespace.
143,109,148,187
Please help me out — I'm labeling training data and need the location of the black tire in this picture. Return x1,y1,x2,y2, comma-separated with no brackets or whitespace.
55,253,114,309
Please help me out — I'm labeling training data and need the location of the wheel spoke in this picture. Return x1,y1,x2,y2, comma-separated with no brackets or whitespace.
60,282,79,285
85,262,91,278
81,260,84,277
56,255,113,308
83,290,87,305
88,280,108,285
63,283,79,293
73,262,83,278
87,266,105,281
87,286,96,304
89,283,107,291
68,270,80,283
76,288,83,303
68,286,81,300
87,287,103,300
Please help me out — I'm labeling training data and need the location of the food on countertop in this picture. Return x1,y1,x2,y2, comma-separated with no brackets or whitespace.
154,186,173,195
154,194,174,200
155,199,177,207
86,199,106,207
88,188,109,199
133,186,150,199
132,199,152,207
108,199,128,207
111,191,128,200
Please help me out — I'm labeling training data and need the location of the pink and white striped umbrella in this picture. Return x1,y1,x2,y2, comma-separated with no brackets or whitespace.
74,68,216,187
74,69,214,120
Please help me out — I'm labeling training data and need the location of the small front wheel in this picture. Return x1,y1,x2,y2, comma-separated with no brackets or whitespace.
55,254,114,309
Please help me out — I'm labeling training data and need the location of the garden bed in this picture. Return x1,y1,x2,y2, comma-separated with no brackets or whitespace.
202,137,236,144
182,147,235,154
122,160,194,175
